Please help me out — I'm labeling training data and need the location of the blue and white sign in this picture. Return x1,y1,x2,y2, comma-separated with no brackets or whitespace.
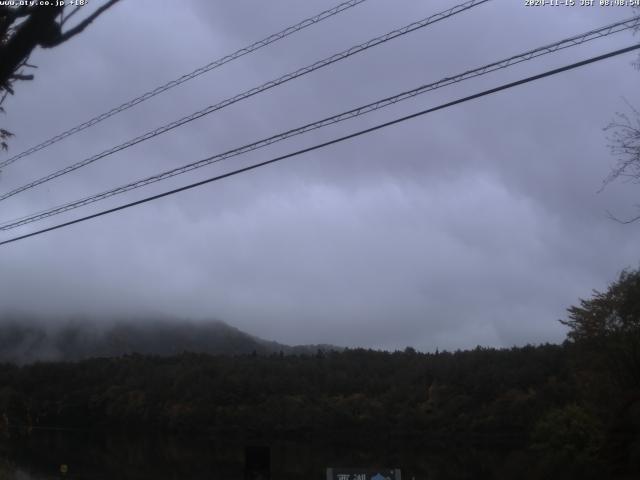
326,468,401,480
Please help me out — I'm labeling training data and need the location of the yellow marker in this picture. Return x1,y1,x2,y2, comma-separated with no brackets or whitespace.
60,464,69,475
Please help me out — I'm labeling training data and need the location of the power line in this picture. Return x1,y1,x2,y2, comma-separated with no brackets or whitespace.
0,0,490,203
0,0,370,170
1,16,637,231
1,43,638,248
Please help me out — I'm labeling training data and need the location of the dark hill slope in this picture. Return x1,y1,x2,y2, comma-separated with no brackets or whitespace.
0,317,338,364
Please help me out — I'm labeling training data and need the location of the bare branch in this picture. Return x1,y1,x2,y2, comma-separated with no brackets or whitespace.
0,127,13,151
44,0,121,47
0,1,120,153
10,73,33,81
602,99,640,189
60,5,83,27
606,209,640,225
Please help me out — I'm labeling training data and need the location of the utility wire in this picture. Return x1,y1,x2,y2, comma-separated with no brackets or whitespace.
1,16,637,231
0,0,370,170
1,43,638,247
0,0,490,202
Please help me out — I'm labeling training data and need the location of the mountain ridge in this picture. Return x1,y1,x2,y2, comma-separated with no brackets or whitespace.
0,315,341,364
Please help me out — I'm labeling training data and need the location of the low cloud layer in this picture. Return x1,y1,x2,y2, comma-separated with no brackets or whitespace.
0,0,638,351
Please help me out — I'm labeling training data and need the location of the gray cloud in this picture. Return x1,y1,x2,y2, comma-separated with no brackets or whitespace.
0,0,638,351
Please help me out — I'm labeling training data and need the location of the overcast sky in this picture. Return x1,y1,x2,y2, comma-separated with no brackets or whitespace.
0,0,638,351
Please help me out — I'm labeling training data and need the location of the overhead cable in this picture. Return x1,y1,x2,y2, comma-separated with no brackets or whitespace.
1,16,637,231
1,43,638,247
0,0,490,202
0,0,370,170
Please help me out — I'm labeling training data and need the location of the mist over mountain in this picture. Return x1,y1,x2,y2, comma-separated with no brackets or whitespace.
0,315,340,364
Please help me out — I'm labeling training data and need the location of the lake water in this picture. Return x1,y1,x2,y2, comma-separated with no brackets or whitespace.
0,430,534,479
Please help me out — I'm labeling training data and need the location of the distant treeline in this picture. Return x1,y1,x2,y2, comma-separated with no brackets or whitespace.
0,343,636,477
0,344,571,437
0,267,639,478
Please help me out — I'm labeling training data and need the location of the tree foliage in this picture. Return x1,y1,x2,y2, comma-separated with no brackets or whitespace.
561,267,640,391
0,342,634,476
0,345,572,439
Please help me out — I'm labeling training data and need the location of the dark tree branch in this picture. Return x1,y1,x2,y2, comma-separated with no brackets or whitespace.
602,100,640,187
0,1,122,153
60,5,83,27
606,209,640,225
44,0,121,47
10,73,33,81
0,5,63,87
0,6,38,21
